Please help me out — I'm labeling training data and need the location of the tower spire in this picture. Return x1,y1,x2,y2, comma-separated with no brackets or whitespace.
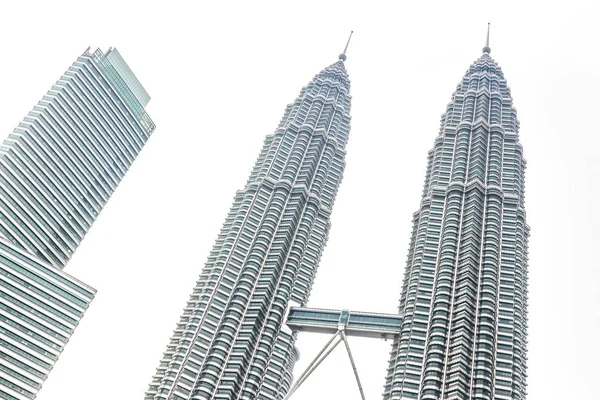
483,22,491,54
339,31,353,61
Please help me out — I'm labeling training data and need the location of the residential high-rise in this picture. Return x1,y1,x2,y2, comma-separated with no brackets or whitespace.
383,33,529,399
0,47,155,399
146,50,352,400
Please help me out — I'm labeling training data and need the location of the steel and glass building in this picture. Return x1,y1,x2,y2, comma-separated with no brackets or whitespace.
0,47,154,269
383,39,529,399
0,239,94,400
0,47,155,399
146,53,352,400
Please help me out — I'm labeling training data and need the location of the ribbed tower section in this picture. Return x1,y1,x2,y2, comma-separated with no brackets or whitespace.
0,48,154,399
383,51,528,400
146,59,352,400
0,48,155,269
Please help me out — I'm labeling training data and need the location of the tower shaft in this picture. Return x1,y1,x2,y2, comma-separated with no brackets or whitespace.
146,61,352,400
0,48,154,268
0,48,154,400
384,54,528,400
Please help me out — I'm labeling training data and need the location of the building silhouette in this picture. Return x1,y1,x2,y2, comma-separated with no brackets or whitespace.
0,48,155,399
145,50,353,400
383,32,529,400
146,29,529,400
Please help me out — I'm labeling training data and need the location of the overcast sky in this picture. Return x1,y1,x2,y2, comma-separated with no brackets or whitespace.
1,1,599,399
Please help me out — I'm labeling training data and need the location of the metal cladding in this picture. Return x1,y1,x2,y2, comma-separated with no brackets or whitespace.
0,239,95,400
0,48,154,399
146,60,352,400
0,48,155,269
286,307,403,339
383,53,529,400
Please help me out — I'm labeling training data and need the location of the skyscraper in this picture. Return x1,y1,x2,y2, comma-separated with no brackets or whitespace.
146,50,352,400
383,33,529,399
0,47,155,399
1,47,154,269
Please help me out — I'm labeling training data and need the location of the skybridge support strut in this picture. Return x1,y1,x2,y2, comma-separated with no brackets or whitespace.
283,331,343,400
341,330,366,400
283,327,366,400
282,306,403,399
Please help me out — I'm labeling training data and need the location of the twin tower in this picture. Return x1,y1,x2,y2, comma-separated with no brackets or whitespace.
0,31,528,400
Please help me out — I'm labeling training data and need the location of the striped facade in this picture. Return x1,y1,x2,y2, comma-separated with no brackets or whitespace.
383,51,528,400
0,239,94,400
146,58,352,400
0,48,155,399
0,47,155,269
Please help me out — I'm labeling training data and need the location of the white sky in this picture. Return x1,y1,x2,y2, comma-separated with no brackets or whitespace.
1,1,599,399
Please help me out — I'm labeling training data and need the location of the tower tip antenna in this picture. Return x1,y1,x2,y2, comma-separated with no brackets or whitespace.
482,23,491,54
339,31,354,61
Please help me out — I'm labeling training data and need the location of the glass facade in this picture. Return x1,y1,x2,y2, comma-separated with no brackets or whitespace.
383,50,529,400
145,58,352,400
0,48,155,269
0,239,94,400
285,306,403,339
0,48,155,399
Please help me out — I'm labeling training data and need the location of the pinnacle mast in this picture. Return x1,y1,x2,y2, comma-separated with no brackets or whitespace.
483,22,491,54
339,30,354,61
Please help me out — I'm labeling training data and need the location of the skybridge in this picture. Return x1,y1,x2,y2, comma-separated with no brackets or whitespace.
284,306,403,400
286,307,403,339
